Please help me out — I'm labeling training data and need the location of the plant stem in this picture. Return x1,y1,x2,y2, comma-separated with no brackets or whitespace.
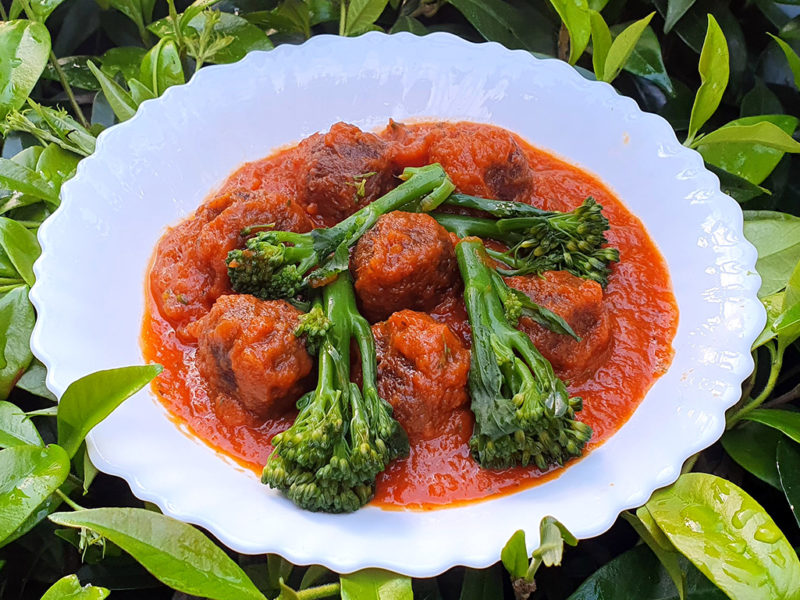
339,0,346,36
49,51,90,129
762,381,800,409
0,2,8,20
727,342,784,428
56,488,86,512
297,583,340,599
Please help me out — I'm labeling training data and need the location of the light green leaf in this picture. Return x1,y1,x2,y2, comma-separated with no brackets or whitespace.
127,78,156,106
500,529,528,579
139,38,184,96
0,286,35,400
743,211,800,298
777,439,800,528
344,0,389,36
601,13,654,83
101,46,147,82
49,508,266,600
696,115,799,185
341,569,413,600
752,291,784,349
0,21,51,120
87,61,137,122
57,364,162,458
534,515,577,567
41,574,110,600
695,121,800,153
646,473,800,600
0,216,40,286
721,422,782,489
181,0,224,29
0,400,42,448
16,359,56,401
589,10,612,80
0,444,70,545
548,0,591,65
664,0,697,33
0,158,59,204
82,446,98,494
686,15,729,144
768,33,800,90
10,0,68,22
36,143,80,192
744,409,800,444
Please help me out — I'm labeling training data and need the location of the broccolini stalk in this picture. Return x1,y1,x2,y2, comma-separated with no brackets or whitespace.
262,273,409,513
456,238,592,470
435,196,619,286
227,163,454,300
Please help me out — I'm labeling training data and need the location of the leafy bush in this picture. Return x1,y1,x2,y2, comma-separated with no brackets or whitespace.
1,0,799,598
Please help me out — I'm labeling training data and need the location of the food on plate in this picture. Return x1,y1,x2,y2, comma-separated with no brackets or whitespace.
143,120,678,511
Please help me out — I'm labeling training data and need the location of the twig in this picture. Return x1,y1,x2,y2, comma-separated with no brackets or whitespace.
762,382,800,409
49,51,90,129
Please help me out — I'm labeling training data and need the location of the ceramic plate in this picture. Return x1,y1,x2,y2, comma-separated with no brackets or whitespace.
29,32,764,576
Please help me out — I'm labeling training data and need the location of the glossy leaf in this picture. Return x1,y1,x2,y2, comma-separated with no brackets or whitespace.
446,0,551,54
548,0,591,65
0,444,70,545
49,508,266,600
768,33,800,90
0,158,59,204
0,286,35,400
101,46,147,81
752,291,784,349
706,163,769,204
740,80,783,117
743,211,800,298
109,0,155,40
82,446,99,493
777,438,800,528
0,216,40,286
589,10,611,80
0,400,42,448
36,143,81,190
127,78,156,106
501,529,528,579
3,476,76,547
139,38,184,96
619,25,674,95
16,358,56,401
344,0,389,36
10,0,68,21
41,574,110,600
459,566,503,600
341,569,413,599
41,55,100,91
721,422,782,489
57,364,162,459
0,21,51,121
664,0,697,33
390,15,427,35
744,409,800,444
687,15,729,144
646,473,800,599
601,13,654,83
535,515,577,567
622,508,685,599
87,61,137,122
697,116,799,185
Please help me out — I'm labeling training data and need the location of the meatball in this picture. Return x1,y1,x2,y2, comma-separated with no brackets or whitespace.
505,271,612,377
295,122,395,226
352,212,459,322
186,295,313,419
373,311,470,440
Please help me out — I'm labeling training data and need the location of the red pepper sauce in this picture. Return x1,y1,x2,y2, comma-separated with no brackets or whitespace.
142,121,678,509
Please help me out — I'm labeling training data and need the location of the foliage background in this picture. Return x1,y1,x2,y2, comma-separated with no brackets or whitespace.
1,0,800,598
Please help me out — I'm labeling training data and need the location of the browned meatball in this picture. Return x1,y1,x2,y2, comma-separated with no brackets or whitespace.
505,271,612,377
352,212,459,322
483,143,535,203
373,311,470,440
295,122,395,226
186,295,313,419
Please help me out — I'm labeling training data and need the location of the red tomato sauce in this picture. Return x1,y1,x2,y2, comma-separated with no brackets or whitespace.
142,121,678,509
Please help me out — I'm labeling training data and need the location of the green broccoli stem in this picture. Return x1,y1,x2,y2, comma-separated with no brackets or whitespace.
455,238,591,470
445,193,551,217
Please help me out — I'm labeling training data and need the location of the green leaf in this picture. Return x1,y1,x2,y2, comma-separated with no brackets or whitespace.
0,216,40,286
36,144,81,191
721,422,782,489
41,55,100,91
646,473,800,599
743,211,800,298
768,34,800,90
10,0,68,22
0,158,59,204
448,0,555,55
697,116,799,185
589,10,611,80
501,529,528,579
139,38,184,96
109,0,149,39
57,364,163,459
40,574,110,600
0,400,42,448
753,291,784,349
664,0,697,33
686,15,729,144
181,0,224,28
459,566,503,600
87,61,137,122
260,0,312,37
622,509,686,599
49,508,266,600
706,163,769,204
548,0,591,65
101,46,147,81
16,358,56,401
777,439,800,528
744,409,800,444
740,80,783,117
0,444,70,545
619,25,674,95
344,0,389,36
127,78,156,106
0,21,51,121
0,286,35,400
534,515,577,567
341,569,412,599
601,13,654,83
82,445,99,494
390,15,427,35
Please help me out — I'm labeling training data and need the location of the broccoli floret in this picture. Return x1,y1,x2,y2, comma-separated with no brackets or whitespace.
262,273,409,513
435,196,620,286
455,238,592,470
227,164,454,301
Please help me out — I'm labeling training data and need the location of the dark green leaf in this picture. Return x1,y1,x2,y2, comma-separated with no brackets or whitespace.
87,61,137,122
49,508,266,600
300,565,331,590
601,13,654,83
41,55,101,91
16,358,56,401
619,25,673,95
664,0,697,33
706,163,769,204
744,408,800,444
0,286,35,400
0,158,59,204
548,0,591,65
721,421,782,488
390,15,427,35
621,508,685,599
0,21,51,120
768,34,800,90
740,80,783,117
41,574,110,600
449,0,555,55
0,444,70,545
743,211,800,298
459,566,503,600
57,364,163,458
101,46,147,82
646,473,800,599
687,15,729,143
777,438,800,528
10,0,68,22
501,529,528,579
0,400,41,448
82,445,99,493
0,216,40,286
109,0,149,40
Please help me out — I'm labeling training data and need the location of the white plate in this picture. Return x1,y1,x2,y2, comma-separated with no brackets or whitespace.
30,32,764,576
